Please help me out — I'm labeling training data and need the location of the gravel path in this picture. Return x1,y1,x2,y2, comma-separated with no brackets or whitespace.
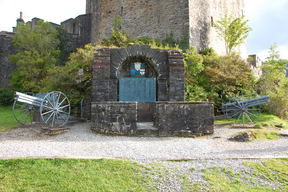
0,123,287,160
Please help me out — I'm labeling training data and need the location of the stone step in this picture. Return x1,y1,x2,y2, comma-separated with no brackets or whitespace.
136,122,159,137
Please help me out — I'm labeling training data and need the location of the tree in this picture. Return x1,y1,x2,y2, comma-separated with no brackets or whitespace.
43,44,94,104
258,45,288,118
10,20,59,92
200,54,256,107
184,48,256,106
259,44,287,91
56,27,74,65
215,13,252,55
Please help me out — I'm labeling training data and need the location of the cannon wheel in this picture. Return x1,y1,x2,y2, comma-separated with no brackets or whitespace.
12,100,34,125
232,101,258,124
40,91,70,127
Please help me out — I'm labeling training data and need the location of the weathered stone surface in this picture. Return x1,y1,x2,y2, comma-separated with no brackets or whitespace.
155,102,214,137
86,0,245,54
61,14,92,48
92,45,184,102
280,130,288,137
91,102,214,137
0,32,17,88
229,131,256,142
91,45,214,137
91,102,138,135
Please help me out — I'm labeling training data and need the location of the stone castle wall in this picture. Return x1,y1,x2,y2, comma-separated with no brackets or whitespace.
87,0,190,44
0,32,17,88
61,14,92,48
86,0,245,53
206,0,245,55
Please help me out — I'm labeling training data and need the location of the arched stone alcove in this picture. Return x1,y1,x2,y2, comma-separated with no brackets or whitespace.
91,45,214,137
92,45,185,102
118,55,158,78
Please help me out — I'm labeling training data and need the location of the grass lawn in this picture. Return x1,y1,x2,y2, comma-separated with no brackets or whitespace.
198,159,288,192
0,158,287,192
0,105,18,132
215,113,288,129
216,113,288,141
0,158,154,192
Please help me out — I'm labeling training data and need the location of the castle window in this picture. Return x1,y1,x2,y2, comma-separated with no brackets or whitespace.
211,16,214,27
120,6,124,16
73,23,76,34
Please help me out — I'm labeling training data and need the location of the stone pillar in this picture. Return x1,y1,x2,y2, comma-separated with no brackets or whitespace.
168,50,185,101
92,48,117,101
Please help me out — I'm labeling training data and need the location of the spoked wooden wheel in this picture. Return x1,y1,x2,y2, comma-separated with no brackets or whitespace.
233,101,258,124
12,100,34,125
40,91,70,127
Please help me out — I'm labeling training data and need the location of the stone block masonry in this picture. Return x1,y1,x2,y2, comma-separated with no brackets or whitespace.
90,45,214,137
91,102,138,135
155,102,214,137
86,0,245,55
92,45,185,102
0,32,17,88
91,102,214,137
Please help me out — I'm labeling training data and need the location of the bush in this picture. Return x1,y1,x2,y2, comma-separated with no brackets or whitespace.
184,49,257,108
258,45,288,119
201,54,256,107
43,44,94,105
0,88,14,106
264,84,288,119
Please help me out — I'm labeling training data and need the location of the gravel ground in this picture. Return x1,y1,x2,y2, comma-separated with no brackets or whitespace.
0,122,287,160
138,159,282,192
0,123,287,191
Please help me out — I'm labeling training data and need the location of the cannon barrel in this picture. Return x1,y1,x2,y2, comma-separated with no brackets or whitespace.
221,96,269,109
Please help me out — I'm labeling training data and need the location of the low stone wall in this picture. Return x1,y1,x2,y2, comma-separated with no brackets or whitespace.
91,102,214,137
91,102,137,135
155,102,214,137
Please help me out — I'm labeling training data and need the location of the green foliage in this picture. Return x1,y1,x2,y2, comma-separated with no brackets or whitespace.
251,130,280,140
101,16,131,47
43,44,94,104
162,32,189,50
101,17,185,50
184,48,256,107
258,45,288,119
0,105,18,132
215,13,252,55
201,54,256,106
0,158,153,192
199,48,216,56
56,27,74,65
10,21,60,93
216,113,288,130
246,160,288,191
0,88,14,106
202,167,274,192
184,48,209,101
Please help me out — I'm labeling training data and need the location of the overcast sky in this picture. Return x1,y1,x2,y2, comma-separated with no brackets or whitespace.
0,0,287,60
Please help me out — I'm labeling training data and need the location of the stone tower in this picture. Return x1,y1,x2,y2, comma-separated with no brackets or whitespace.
86,0,245,55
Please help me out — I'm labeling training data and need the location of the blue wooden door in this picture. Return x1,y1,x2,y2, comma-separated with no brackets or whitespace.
119,78,156,102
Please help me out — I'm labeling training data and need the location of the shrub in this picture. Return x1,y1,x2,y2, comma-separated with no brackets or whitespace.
264,84,288,119
201,54,256,106
184,49,256,107
258,45,288,119
43,44,94,105
0,88,14,106
10,21,59,93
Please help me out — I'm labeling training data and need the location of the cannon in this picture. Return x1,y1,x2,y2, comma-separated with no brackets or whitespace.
13,91,70,127
221,96,269,123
